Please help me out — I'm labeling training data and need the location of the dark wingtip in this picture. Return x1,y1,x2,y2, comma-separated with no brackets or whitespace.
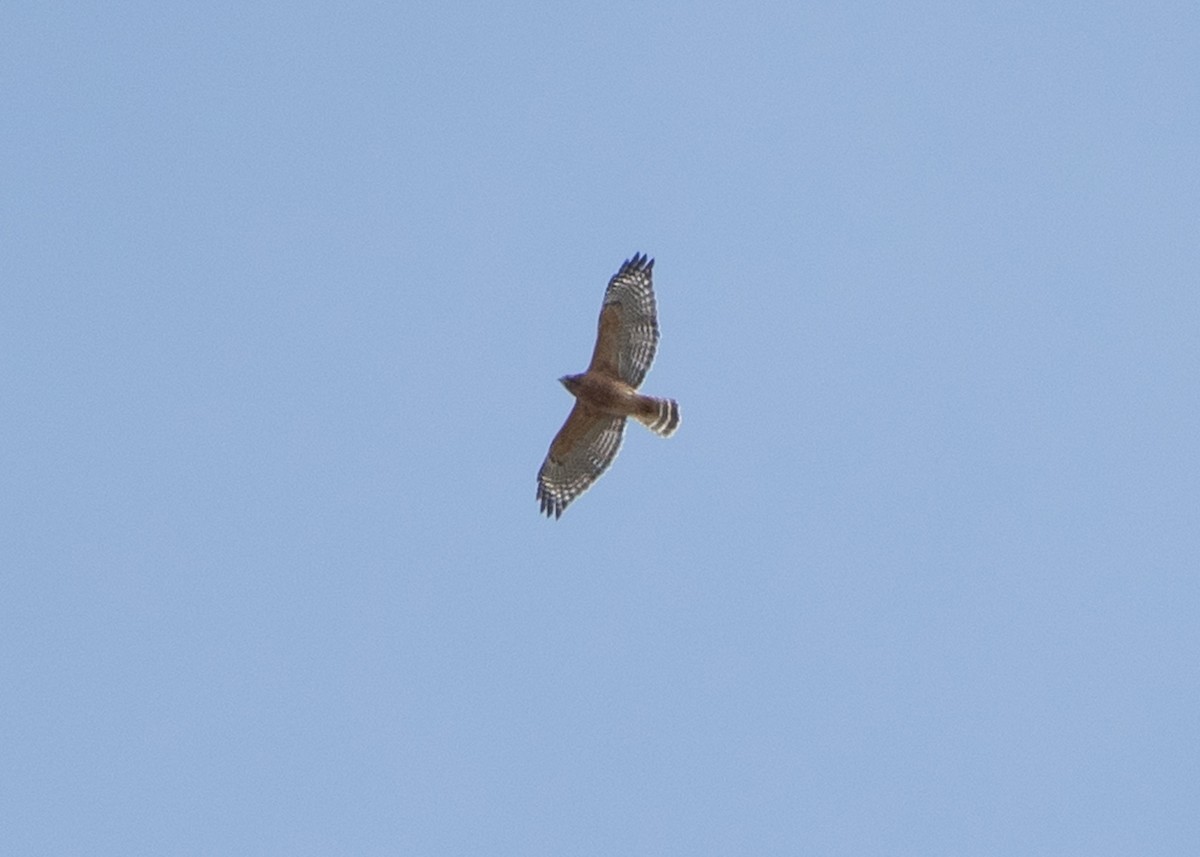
624,252,653,272
537,486,564,519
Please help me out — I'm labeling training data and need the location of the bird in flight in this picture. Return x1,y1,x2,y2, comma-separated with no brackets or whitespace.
536,253,681,518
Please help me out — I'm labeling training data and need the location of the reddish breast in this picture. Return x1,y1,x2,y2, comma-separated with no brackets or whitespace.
576,372,636,414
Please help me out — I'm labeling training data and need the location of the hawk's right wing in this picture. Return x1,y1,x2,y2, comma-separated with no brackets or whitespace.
536,403,626,518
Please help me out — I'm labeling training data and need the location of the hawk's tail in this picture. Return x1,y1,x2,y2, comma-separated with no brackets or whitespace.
635,396,681,438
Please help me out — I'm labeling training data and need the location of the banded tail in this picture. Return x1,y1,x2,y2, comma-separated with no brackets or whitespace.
635,396,681,438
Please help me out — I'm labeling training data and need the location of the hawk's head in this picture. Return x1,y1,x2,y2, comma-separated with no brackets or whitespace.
559,374,584,395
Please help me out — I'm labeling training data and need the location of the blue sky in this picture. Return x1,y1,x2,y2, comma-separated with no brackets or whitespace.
3,2,1198,854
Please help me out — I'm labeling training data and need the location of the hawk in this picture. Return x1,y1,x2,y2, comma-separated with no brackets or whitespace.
536,253,681,518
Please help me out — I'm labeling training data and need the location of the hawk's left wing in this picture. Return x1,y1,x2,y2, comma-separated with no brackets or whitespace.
586,253,660,388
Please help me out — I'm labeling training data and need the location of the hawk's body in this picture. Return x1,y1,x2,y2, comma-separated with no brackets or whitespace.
536,254,680,518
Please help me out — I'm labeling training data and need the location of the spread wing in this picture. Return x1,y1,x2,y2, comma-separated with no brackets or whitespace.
536,403,626,518
586,253,660,388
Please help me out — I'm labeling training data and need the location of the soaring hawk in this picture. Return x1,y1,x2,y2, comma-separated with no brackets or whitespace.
536,253,681,518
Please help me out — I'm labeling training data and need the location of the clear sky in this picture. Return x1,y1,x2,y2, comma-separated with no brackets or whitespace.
3,2,1198,854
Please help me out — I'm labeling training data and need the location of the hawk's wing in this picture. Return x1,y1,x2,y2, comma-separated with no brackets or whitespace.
536,403,626,518
586,253,660,388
